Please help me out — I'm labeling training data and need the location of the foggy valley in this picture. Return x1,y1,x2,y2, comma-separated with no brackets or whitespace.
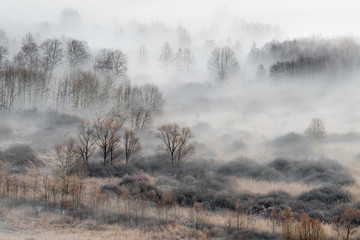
1,1,360,239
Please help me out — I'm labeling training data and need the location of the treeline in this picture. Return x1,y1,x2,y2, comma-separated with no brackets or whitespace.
0,34,164,123
249,37,360,79
0,30,244,112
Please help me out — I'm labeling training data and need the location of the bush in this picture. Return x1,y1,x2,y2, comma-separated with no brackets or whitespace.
217,158,354,185
230,229,279,240
0,144,44,173
298,186,351,205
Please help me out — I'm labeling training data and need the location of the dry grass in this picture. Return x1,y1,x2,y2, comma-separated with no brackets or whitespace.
229,177,317,196
0,203,219,240
342,161,360,202
1,161,359,239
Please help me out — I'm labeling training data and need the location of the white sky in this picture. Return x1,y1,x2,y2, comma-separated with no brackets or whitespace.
1,0,360,38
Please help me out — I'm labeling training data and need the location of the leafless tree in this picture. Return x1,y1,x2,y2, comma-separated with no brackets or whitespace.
139,83,164,113
112,49,128,76
0,75,16,113
177,25,191,46
0,64,47,112
60,8,80,26
66,39,90,69
159,42,173,68
94,49,113,74
128,103,151,131
14,33,40,70
114,81,164,131
256,64,267,78
39,39,63,73
305,118,326,146
57,70,100,111
55,137,83,211
182,48,196,70
55,137,82,177
94,49,127,76
137,44,148,66
156,123,195,167
114,80,164,131
124,129,141,166
207,46,240,80
332,207,360,240
0,46,8,70
77,120,96,166
0,30,9,47
130,83,164,130
95,116,123,166
173,48,195,70
173,49,183,69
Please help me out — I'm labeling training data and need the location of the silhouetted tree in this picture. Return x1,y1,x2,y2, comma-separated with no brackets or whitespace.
177,25,191,46
332,207,360,240
77,120,96,166
39,39,63,73
94,48,127,76
137,44,148,66
207,46,239,80
159,42,173,68
57,70,100,111
55,137,83,211
0,46,8,69
173,48,195,70
95,116,123,166
124,130,141,166
60,8,80,26
0,30,9,47
305,118,326,146
256,64,266,78
114,80,164,131
66,39,89,69
156,123,195,167
14,33,40,70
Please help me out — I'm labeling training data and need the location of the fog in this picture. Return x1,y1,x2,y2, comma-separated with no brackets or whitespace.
1,0,360,163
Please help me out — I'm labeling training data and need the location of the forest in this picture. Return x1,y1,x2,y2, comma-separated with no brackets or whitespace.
1,1,360,240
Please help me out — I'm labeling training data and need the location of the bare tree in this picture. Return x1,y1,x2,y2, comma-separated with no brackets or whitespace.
114,81,164,131
14,33,40,70
173,48,184,69
57,70,100,111
60,8,80,26
55,138,82,177
124,130,141,166
305,118,326,146
182,48,196,70
173,48,195,70
112,49,128,76
332,207,359,240
66,39,90,69
94,49,127,76
0,30,9,47
256,64,267,79
137,44,148,66
77,120,96,166
0,75,16,113
207,46,239,80
159,42,173,68
94,49,114,74
0,46,8,70
156,123,195,167
177,25,191,46
55,137,83,210
39,39,63,73
95,116,123,166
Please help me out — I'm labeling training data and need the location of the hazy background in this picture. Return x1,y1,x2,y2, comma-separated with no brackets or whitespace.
1,0,360,163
